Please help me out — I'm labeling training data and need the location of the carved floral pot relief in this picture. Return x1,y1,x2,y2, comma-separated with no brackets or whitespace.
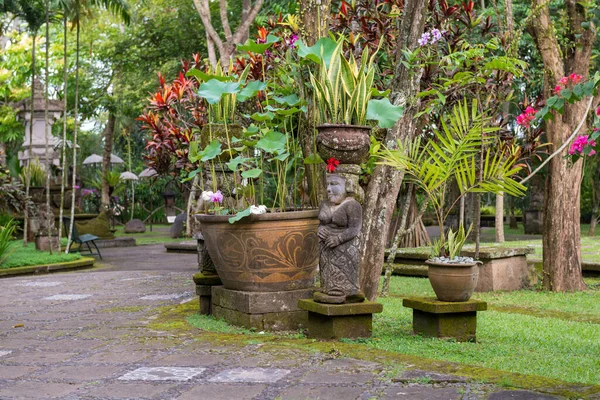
196,210,320,292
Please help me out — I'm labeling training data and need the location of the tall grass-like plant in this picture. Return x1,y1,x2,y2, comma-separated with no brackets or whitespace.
303,37,403,128
0,218,16,265
309,39,376,126
19,158,45,187
380,100,526,258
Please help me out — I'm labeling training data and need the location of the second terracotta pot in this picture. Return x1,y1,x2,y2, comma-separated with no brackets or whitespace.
426,260,479,302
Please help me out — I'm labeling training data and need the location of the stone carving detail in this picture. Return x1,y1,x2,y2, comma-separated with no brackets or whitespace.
315,174,365,304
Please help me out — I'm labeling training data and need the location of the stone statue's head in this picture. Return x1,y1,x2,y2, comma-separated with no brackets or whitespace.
326,174,348,205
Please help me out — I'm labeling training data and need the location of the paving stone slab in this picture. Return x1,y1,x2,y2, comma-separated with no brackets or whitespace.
209,367,291,383
15,281,64,287
79,350,152,364
177,384,267,400
39,365,125,381
379,385,462,399
149,353,222,367
42,294,93,301
4,350,77,364
280,385,364,400
0,365,39,379
118,366,206,381
0,381,84,399
487,390,564,399
301,370,375,384
84,382,177,399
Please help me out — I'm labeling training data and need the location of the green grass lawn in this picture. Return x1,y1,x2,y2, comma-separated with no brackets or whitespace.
187,274,600,385
1,241,81,269
364,275,600,385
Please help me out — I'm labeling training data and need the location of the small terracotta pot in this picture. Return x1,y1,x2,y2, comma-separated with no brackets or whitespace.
426,260,479,302
316,124,371,164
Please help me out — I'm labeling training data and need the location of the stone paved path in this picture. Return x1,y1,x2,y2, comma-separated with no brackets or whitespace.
0,245,571,399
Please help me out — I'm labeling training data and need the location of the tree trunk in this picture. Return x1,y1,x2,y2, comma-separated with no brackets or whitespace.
298,0,332,206
299,0,331,43
542,118,586,290
531,0,592,291
0,142,6,166
101,113,116,210
23,33,36,247
44,0,53,254
66,20,80,253
359,0,427,301
588,160,600,236
495,193,504,242
58,14,68,242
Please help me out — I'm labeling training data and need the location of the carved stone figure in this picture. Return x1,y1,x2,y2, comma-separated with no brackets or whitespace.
314,174,365,304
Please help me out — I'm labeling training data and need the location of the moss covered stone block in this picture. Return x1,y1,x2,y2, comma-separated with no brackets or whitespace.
403,297,487,342
210,287,314,331
297,299,383,339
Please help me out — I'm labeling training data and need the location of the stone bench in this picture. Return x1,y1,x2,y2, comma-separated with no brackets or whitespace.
389,247,536,292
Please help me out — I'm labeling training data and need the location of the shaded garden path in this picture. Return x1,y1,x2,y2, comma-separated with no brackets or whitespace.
0,245,577,399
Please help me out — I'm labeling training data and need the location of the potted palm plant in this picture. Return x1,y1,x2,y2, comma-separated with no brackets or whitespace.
380,100,527,301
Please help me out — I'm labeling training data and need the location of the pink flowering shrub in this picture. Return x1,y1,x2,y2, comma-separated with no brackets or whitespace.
516,106,537,128
569,135,597,156
554,74,583,94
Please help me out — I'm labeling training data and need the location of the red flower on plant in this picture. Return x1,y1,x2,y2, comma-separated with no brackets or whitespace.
326,158,340,173
516,106,537,129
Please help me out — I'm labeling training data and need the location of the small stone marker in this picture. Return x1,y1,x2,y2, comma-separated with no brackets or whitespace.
169,212,187,238
402,297,487,342
208,368,290,383
297,299,383,339
193,272,222,315
118,367,205,381
124,219,146,233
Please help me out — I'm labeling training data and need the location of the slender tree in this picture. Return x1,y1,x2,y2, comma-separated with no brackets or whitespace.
57,11,68,241
19,0,46,247
43,0,53,253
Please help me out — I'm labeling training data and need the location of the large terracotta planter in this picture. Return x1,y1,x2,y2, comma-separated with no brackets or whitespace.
196,210,319,292
426,260,479,302
316,124,371,164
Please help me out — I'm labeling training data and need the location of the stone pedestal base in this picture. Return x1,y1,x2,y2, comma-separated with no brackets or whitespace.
297,299,383,339
403,297,487,342
211,287,314,331
193,273,222,315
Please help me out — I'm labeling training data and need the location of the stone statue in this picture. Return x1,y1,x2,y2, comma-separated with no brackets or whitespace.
314,174,365,304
